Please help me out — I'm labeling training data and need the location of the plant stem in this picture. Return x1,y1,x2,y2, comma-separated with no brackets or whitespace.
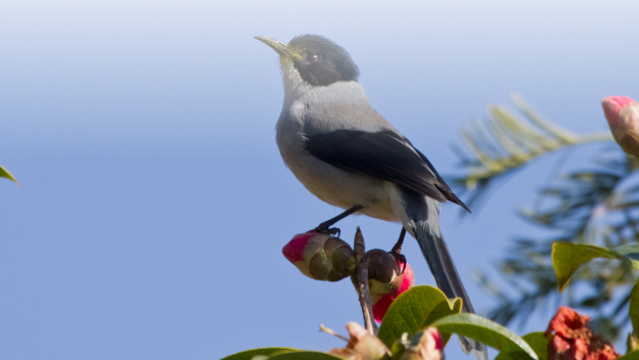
354,227,378,335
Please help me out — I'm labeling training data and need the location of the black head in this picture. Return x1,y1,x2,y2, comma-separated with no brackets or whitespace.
286,35,359,86
255,34,360,87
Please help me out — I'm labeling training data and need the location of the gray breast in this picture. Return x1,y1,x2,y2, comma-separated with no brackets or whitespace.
299,81,397,136
273,80,398,221
276,80,398,169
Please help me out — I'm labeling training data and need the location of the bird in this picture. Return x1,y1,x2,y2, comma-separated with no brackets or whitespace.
255,34,487,359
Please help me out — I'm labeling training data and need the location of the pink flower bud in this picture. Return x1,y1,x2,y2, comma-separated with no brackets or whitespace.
602,96,639,157
282,232,356,281
400,327,444,360
351,250,414,322
328,322,392,360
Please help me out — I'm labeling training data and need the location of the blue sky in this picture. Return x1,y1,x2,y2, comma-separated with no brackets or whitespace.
1,1,639,359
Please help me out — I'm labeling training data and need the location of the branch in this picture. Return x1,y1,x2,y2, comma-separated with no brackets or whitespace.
353,227,378,335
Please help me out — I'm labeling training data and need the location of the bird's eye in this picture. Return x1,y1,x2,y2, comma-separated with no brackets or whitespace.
306,53,318,64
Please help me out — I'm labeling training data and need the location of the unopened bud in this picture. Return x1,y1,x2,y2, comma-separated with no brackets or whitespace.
400,327,444,360
351,250,415,322
282,232,356,281
602,96,639,157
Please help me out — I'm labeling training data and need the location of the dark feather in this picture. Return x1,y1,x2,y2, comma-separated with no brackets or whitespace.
288,34,359,87
304,129,470,211
401,187,487,359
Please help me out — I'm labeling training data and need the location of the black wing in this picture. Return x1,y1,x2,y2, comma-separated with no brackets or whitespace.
304,129,469,212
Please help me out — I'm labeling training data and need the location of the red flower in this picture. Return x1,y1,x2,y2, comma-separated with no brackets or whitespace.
545,306,619,360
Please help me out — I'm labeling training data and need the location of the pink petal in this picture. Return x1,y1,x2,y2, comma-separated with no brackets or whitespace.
602,96,638,127
282,233,314,263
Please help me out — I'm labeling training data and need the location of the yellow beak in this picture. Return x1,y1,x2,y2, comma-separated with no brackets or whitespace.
254,36,292,56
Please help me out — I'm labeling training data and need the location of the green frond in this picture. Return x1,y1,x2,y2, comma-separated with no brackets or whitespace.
452,96,612,209
477,150,638,340
456,96,638,341
0,164,20,186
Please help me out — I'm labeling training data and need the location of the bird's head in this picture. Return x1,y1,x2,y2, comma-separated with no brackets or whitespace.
255,34,359,87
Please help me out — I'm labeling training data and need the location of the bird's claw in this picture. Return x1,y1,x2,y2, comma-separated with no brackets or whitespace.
391,252,407,274
312,225,341,238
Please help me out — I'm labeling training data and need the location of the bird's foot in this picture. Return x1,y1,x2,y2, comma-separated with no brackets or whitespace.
392,253,407,274
389,228,407,273
312,223,341,237
308,205,363,238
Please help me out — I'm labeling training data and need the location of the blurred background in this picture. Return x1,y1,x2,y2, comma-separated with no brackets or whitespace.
1,1,638,359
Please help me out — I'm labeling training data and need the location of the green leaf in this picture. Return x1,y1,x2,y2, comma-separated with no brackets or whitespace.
488,332,548,360
552,242,628,292
220,347,299,360
619,351,639,360
268,351,343,360
494,351,523,360
431,313,539,360
421,297,463,346
615,244,639,263
0,164,20,186
521,332,548,360
631,279,639,336
377,285,458,348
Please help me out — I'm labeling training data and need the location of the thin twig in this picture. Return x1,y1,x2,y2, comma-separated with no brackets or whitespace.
353,227,378,335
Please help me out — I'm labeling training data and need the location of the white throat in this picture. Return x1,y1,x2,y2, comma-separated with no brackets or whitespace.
280,58,310,107
279,58,369,110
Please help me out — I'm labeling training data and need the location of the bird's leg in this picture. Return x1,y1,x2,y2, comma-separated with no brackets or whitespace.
390,227,407,273
313,205,363,237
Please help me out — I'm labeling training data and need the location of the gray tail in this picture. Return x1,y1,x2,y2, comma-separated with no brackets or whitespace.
415,224,488,359
403,191,488,360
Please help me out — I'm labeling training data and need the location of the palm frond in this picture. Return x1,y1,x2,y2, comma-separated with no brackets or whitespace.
452,95,612,210
455,96,638,341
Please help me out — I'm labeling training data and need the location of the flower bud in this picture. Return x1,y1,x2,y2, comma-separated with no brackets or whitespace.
328,322,392,360
545,306,619,360
400,327,444,360
602,96,639,157
351,250,414,322
282,232,356,281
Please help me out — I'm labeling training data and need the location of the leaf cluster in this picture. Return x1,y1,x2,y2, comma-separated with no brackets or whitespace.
220,239,639,360
551,241,639,356
452,97,639,341
221,286,543,360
